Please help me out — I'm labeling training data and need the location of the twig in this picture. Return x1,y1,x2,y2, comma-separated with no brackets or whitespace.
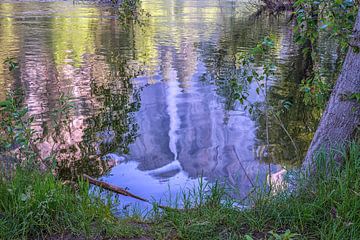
264,74,272,193
233,146,255,188
272,112,299,156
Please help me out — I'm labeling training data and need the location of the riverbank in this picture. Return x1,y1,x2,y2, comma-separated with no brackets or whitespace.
1,142,359,239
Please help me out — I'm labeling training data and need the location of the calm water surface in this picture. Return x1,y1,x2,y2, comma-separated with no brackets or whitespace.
0,0,323,208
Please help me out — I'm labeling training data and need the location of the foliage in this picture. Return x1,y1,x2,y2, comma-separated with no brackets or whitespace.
150,142,360,239
233,36,301,159
268,230,300,240
294,0,358,109
0,94,37,167
0,92,74,171
294,0,357,51
0,169,143,239
347,92,360,102
118,0,150,28
245,230,300,240
233,36,295,121
233,36,276,114
300,71,332,107
3,57,18,71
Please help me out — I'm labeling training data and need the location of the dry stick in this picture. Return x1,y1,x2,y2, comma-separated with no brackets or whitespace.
83,174,172,210
272,112,299,155
233,146,255,188
83,174,149,202
265,75,272,193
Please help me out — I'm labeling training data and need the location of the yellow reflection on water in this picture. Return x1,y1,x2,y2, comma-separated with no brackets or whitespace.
136,0,223,86
0,3,18,100
51,10,99,68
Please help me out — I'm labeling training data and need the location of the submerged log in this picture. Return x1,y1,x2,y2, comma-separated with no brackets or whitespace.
83,174,149,202
83,174,176,210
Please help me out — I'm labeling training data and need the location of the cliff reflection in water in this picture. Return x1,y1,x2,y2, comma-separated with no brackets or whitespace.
0,0,323,204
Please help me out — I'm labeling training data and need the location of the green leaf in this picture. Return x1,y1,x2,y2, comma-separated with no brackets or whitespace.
245,235,254,240
20,193,30,202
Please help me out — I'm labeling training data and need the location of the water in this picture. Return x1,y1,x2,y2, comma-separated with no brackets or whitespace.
0,0,321,208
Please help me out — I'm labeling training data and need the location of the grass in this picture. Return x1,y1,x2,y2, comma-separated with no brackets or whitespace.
150,141,360,239
0,169,144,239
0,142,359,239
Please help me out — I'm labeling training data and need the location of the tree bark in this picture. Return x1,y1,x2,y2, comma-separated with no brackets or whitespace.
303,10,360,170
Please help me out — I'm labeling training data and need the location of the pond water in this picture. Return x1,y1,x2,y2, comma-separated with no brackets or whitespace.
0,0,324,209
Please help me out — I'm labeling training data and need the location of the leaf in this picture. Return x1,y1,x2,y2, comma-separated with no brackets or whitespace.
245,235,254,240
20,193,30,202
0,100,11,108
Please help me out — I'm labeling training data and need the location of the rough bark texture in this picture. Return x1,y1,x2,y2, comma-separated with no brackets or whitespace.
303,10,360,170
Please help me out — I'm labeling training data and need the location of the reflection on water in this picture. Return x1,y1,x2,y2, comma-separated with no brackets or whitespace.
0,0,320,205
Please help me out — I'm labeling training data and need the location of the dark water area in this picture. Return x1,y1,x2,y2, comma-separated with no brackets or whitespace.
0,0,326,209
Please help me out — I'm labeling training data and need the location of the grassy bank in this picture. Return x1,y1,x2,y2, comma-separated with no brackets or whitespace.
0,142,359,239
0,170,143,239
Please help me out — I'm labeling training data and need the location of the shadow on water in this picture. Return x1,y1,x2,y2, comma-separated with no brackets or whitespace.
0,0,334,208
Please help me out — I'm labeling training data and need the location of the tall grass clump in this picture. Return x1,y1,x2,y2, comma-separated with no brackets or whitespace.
0,169,143,239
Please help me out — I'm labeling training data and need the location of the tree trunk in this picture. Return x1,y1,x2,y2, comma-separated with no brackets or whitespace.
303,10,360,170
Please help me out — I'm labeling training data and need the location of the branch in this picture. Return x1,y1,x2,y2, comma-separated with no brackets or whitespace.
83,174,173,210
83,174,149,202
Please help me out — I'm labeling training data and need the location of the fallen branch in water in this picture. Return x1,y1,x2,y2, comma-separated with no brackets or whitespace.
83,174,173,210
83,174,149,202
